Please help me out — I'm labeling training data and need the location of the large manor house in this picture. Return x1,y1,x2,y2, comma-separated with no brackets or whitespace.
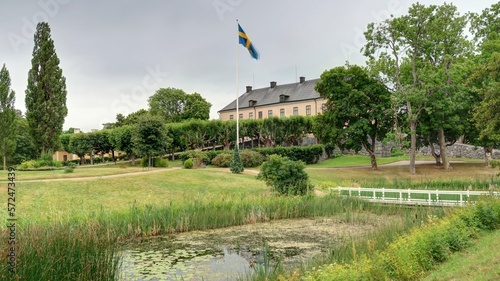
218,77,326,120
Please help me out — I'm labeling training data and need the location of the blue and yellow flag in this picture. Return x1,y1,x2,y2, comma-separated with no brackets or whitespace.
238,23,259,60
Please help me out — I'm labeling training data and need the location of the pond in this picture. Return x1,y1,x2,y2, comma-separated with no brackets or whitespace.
119,214,399,280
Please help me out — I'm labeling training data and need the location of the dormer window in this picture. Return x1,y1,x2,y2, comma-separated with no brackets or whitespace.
249,100,256,107
279,95,289,102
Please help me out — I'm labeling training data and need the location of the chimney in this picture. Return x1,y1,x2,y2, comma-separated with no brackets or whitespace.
270,81,277,88
299,76,305,84
246,86,252,93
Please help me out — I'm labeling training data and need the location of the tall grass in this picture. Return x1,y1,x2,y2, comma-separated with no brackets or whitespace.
357,177,500,191
0,223,120,281
1,194,422,280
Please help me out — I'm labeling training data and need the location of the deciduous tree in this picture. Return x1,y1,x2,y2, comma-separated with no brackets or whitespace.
314,64,392,169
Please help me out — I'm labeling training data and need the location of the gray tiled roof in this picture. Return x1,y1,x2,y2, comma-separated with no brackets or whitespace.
218,78,321,112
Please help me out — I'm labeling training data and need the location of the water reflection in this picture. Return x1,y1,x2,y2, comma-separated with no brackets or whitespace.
120,244,251,281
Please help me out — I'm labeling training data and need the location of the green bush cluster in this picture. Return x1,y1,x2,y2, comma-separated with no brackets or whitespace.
391,146,405,157
211,149,265,168
303,198,500,281
254,144,324,164
258,154,313,195
140,157,169,168
178,150,209,165
64,162,77,173
18,153,63,169
211,153,232,167
183,158,194,169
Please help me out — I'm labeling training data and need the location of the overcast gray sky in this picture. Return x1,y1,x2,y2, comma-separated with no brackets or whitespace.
1,0,496,132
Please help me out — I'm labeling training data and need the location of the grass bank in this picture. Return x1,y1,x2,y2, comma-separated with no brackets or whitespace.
291,198,500,281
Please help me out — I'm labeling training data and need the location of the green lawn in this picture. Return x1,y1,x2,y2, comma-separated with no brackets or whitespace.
1,168,268,224
423,230,500,281
307,154,407,168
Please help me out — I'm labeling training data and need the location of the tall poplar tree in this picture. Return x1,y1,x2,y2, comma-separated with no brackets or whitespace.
0,64,17,170
25,22,68,155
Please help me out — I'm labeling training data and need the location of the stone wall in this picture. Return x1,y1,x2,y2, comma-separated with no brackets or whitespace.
419,143,500,159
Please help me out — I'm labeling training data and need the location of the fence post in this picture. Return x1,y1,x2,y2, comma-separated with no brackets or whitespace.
460,193,463,207
399,191,402,203
382,188,385,201
408,189,411,202
436,190,439,204
428,191,431,205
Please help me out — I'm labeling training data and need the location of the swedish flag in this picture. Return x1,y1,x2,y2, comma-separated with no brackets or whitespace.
238,23,259,60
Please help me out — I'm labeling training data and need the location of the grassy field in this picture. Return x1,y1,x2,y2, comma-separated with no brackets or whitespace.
0,154,498,280
423,230,500,281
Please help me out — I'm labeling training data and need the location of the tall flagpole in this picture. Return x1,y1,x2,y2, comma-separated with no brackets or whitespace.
236,19,240,149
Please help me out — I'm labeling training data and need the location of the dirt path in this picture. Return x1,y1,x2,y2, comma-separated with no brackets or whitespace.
3,167,182,183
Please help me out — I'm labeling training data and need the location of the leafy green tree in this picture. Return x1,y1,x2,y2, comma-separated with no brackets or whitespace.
364,3,471,172
229,146,244,174
0,64,17,170
132,115,171,167
68,133,93,165
110,125,136,164
11,117,39,164
314,64,392,169
25,22,68,154
148,88,212,123
257,154,312,195
59,133,72,153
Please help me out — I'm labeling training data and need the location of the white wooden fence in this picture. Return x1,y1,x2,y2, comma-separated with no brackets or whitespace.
331,187,500,207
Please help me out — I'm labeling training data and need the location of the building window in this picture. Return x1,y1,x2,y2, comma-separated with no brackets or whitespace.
249,112,254,119
280,108,285,117
268,110,273,117
322,103,327,112
306,105,311,116
293,107,298,116
239,113,243,120
229,115,234,120
258,111,263,119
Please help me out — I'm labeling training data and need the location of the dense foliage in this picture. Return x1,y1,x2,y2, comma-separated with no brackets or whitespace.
25,22,67,154
258,154,312,195
254,145,324,164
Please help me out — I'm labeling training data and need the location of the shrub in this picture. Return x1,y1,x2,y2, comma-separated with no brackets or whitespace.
230,147,244,174
391,147,405,157
206,150,228,163
254,144,324,164
258,154,313,195
183,158,194,169
64,162,77,173
211,153,233,167
179,150,209,165
140,157,169,168
154,157,168,168
240,150,265,167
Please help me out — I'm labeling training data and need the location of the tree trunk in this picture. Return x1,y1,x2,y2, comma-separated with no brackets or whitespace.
484,146,493,167
364,137,378,170
438,128,451,170
428,138,442,166
131,152,136,165
409,119,417,174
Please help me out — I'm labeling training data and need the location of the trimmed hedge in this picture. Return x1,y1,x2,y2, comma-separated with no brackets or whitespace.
254,144,324,164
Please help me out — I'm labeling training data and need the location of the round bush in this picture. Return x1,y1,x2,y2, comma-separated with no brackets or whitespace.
211,153,232,167
257,154,313,195
240,150,265,167
183,158,194,169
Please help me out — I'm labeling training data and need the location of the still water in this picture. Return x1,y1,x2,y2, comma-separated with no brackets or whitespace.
118,215,392,280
